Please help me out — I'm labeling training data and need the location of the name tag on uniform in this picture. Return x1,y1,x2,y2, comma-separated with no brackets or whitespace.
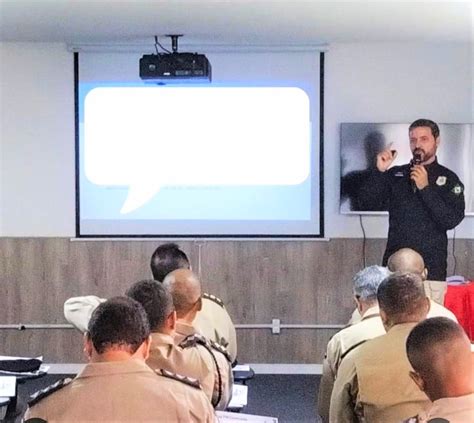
394,172,404,177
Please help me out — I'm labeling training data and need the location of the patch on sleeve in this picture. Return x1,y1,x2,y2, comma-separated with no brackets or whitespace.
158,369,202,389
436,176,447,186
203,292,225,308
28,377,73,407
452,184,463,195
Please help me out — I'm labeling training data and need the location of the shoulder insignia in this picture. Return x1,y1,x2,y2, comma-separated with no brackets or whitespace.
209,339,232,362
436,176,447,186
203,293,225,308
340,339,367,362
452,184,463,195
179,333,208,349
28,378,73,407
158,369,201,389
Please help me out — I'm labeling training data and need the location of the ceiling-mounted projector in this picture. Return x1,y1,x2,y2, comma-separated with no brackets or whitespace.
139,35,211,83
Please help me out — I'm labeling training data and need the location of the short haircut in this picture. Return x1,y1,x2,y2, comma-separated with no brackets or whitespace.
377,272,426,319
87,296,150,354
352,265,391,302
406,317,467,373
409,119,440,139
125,280,174,331
163,269,201,317
150,243,190,282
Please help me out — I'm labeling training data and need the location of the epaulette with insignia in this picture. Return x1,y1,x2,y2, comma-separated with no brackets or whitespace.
28,378,73,407
203,293,225,308
158,369,201,389
209,339,232,362
179,333,208,349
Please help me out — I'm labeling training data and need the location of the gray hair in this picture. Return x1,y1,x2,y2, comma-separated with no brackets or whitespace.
352,265,391,301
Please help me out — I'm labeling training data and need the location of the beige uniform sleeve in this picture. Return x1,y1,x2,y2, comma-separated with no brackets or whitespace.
195,301,238,363
329,352,359,423
64,295,106,332
318,335,341,422
212,348,234,410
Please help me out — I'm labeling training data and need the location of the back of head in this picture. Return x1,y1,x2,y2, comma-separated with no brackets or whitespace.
353,265,391,303
163,269,201,318
377,272,428,325
387,248,425,278
150,243,190,282
88,296,150,355
125,280,174,332
406,317,473,400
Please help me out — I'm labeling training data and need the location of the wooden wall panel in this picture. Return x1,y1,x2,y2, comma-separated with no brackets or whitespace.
0,238,472,363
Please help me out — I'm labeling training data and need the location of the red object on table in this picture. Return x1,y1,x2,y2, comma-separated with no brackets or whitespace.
444,282,474,341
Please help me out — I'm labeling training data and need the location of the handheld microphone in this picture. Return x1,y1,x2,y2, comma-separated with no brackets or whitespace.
411,153,422,192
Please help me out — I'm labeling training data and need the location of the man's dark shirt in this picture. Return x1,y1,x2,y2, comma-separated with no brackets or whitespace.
358,158,465,280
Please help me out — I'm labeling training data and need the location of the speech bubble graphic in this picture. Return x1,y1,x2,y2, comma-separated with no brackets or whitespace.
84,86,311,214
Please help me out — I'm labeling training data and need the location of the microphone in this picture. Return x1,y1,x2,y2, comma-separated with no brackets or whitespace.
411,153,422,192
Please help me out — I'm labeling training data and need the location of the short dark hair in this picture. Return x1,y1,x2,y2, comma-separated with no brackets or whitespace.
87,296,150,354
409,119,440,139
150,243,190,282
406,317,466,372
377,272,426,320
125,280,174,331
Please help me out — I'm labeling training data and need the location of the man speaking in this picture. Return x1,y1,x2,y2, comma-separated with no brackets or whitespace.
359,119,465,280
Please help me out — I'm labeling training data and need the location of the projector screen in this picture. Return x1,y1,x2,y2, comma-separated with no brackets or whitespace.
76,51,324,237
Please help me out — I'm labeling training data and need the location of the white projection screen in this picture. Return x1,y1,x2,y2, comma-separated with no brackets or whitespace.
76,51,324,237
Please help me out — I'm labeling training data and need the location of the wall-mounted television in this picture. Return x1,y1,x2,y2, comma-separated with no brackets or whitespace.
340,123,473,215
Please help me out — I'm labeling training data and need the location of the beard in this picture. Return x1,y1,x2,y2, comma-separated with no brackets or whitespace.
413,148,435,163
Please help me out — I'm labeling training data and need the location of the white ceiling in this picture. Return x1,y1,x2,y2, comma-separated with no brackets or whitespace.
0,0,472,46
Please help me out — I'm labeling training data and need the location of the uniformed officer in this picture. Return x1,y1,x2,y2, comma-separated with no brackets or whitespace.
163,269,233,409
329,272,431,423
403,317,474,423
150,243,238,362
318,265,390,423
348,248,458,326
358,118,465,281
126,279,233,410
25,297,215,422
64,243,237,362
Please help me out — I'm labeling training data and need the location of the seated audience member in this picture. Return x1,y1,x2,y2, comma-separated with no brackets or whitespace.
64,242,237,363
162,269,233,408
330,272,431,423
318,265,390,422
24,297,215,422
403,317,474,423
150,243,237,362
348,248,457,324
388,247,448,306
126,279,232,410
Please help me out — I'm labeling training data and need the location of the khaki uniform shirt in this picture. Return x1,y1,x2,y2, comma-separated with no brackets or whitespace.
194,294,238,363
348,299,457,325
175,321,233,410
147,332,216,405
318,305,385,422
64,293,238,363
403,393,474,423
24,358,215,422
330,323,431,423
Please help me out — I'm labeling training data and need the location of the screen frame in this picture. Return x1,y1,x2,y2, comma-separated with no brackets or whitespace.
74,51,325,238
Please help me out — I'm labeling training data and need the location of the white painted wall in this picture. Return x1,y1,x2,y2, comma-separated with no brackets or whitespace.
325,42,473,238
0,43,75,236
0,41,472,237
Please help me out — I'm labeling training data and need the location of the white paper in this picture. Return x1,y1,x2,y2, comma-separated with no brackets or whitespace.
216,411,278,422
228,384,248,408
233,365,251,372
0,377,16,397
